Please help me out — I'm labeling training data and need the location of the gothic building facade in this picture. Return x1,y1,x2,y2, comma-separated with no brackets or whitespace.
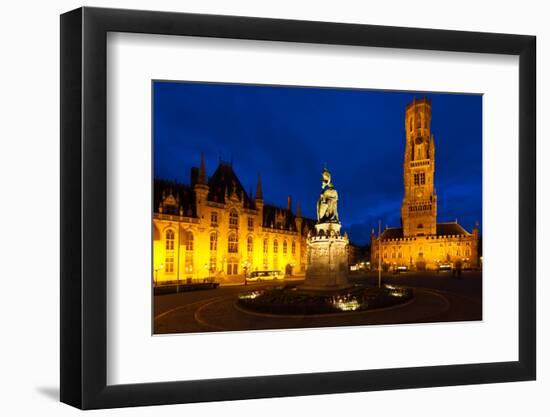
371,98,480,271
153,157,315,285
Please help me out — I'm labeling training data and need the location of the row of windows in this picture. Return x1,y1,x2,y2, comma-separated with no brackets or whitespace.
168,228,297,256
376,241,472,252
165,229,193,251
409,204,432,212
410,160,430,168
384,248,471,258
163,255,194,274
210,209,255,231
165,253,296,276
264,238,295,255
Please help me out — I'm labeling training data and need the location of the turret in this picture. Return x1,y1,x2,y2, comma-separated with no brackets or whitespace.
255,174,264,227
255,174,263,200
255,174,264,208
294,200,302,234
194,153,209,220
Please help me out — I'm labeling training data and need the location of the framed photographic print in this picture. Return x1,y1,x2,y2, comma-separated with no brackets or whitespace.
60,6,536,409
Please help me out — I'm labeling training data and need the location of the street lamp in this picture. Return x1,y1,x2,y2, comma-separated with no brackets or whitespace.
241,259,251,285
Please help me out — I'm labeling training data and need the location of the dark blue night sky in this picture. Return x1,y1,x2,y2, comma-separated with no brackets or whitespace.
153,81,482,246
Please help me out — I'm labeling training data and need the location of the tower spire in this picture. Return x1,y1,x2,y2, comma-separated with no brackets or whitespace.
198,153,207,185
255,174,263,201
296,200,302,218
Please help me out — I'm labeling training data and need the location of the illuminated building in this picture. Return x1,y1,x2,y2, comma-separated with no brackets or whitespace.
371,98,480,271
153,156,315,285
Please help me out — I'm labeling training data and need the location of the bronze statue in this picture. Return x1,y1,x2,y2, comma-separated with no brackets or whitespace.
316,168,339,223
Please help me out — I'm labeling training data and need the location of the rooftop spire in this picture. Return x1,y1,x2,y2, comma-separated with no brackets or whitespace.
296,200,302,218
198,153,207,185
255,174,263,200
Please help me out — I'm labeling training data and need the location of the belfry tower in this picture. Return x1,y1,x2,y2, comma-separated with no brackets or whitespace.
401,98,437,236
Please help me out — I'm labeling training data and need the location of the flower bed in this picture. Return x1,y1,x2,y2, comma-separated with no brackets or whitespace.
237,284,413,315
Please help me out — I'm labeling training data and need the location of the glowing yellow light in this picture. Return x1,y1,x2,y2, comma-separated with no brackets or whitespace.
333,299,361,311
239,291,261,300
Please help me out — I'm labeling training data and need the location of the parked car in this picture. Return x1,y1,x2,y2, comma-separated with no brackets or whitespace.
438,263,452,272
395,265,408,273
247,270,283,282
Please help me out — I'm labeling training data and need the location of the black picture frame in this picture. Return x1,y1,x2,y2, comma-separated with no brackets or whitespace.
60,6,536,410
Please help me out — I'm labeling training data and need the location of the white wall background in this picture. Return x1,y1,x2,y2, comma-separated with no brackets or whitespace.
0,0,545,415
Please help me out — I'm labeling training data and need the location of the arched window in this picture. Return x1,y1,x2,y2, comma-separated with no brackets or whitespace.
283,240,287,255
291,241,296,255
165,229,175,250
247,236,253,253
209,232,217,251
229,209,239,228
228,233,238,253
183,231,194,251
409,118,413,132
273,239,278,254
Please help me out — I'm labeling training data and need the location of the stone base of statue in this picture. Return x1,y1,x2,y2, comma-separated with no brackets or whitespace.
236,167,414,315
300,222,351,291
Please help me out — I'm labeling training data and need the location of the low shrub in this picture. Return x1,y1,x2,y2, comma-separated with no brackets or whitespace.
237,285,413,315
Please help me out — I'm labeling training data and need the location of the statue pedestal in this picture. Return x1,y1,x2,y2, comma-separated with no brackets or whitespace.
301,222,350,291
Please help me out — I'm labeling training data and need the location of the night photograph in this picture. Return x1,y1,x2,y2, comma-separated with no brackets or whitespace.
152,81,482,334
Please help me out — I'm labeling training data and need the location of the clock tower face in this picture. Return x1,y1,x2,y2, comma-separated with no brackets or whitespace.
415,136,423,145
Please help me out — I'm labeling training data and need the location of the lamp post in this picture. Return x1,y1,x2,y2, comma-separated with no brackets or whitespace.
242,259,251,285
207,262,213,282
